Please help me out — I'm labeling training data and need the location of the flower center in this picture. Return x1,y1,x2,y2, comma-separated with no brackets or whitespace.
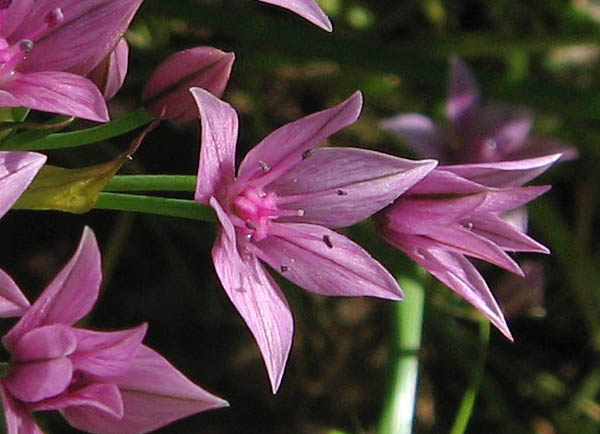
0,8,64,83
232,186,280,242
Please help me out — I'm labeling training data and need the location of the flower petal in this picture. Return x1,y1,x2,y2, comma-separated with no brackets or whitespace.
211,198,293,393
0,383,44,434
12,324,77,362
0,267,29,318
380,113,449,160
0,151,46,220
70,324,147,378
237,91,363,184
143,47,235,123
0,0,34,39
192,88,238,204
88,37,129,101
270,148,437,227
3,227,101,351
258,0,332,31
518,136,579,161
257,223,403,299
4,357,73,403
470,213,549,253
63,346,227,434
33,383,123,419
7,72,109,121
17,0,143,75
447,55,480,127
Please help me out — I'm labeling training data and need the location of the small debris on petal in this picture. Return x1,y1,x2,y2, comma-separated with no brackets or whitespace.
280,265,289,272
301,149,314,160
323,235,333,249
336,190,348,196
258,160,270,172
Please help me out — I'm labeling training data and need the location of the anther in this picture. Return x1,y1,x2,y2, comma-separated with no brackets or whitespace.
336,190,347,196
301,148,313,160
19,40,34,52
45,8,64,27
296,209,305,217
461,221,473,231
323,235,333,249
485,138,497,150
258,160,270,172
280,265,289,272
245,220,257,230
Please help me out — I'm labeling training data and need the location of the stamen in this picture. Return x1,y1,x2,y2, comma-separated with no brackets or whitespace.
280,265,289,272
19,40,33,52
45,8,64,27
323,235,333,249
336,190,347,196
301,148,314,160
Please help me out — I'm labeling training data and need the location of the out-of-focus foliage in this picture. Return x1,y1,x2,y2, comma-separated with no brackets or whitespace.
1,0,598,433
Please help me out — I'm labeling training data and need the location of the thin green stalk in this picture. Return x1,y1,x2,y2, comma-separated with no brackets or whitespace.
1,108,154,151
104,175,197,192
378,277,425,434
94,192,216,222
449,320,490,434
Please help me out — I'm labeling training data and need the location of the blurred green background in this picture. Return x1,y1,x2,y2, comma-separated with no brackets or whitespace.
2,0,599,432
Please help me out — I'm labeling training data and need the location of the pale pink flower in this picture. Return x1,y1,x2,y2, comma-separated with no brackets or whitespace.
0,227,227,434
192,88,437,392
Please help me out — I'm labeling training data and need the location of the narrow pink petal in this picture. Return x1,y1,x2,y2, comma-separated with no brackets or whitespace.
0,152,46,219
406,168,486,195
258,0,332,31
88,37,129,100
63,346,227,434
70,324,147,377
257,223,403,299
4,357,73,403
447,55,480,125
380,113,449,160
32,383,123,418
0,383,44,434
271,148,436,227
3,227,101,351
443,153,561,188
237,92,363,184
385,234,512,340
12,324,77,362
143,47,235,123
18,0,143,75
0,267,30,318
470,213,549,253
192,89,238,204
477,185,550,214
211,198,293,393
7,72,109,121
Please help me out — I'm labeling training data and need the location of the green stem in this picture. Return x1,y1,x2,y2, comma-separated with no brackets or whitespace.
378,277,425,434
104,175,197,192
1,108,154,151
449,320,490,434
94,192,216,222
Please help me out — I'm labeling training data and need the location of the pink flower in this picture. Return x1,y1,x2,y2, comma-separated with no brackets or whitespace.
377,154,561,339
258,0,332,31
0,227,228,434
0,0,144,121
192,88,437,392
0,151,46,319
381,56,577,163
142,46,235,123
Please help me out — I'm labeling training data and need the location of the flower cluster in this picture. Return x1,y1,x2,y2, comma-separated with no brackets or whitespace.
0,1,571,433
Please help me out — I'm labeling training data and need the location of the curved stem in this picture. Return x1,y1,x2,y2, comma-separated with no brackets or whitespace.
104,175,197,192
94,192,216,222
378,277,425,434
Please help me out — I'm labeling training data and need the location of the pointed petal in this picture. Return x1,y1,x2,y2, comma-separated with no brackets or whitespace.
88,37,129,100
143,47,235,123
380,113,449,160
32,383,123,418
442,153,562,188
447,56,480,126
477,185,550,213
0,151,46,220
3,227,101,351
257,223,403,299
471,213,549,253
0,383,44,434
237,92,363,184
7,72,109,121
4,357,73,403
0,267,30,319
211,198,293,393
70,324,147,377
258,0,332,31
385,234,512,339
12,324,77,362
192,88,238,204
271,148,437,227
63,346,227,434
18,0,143,75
